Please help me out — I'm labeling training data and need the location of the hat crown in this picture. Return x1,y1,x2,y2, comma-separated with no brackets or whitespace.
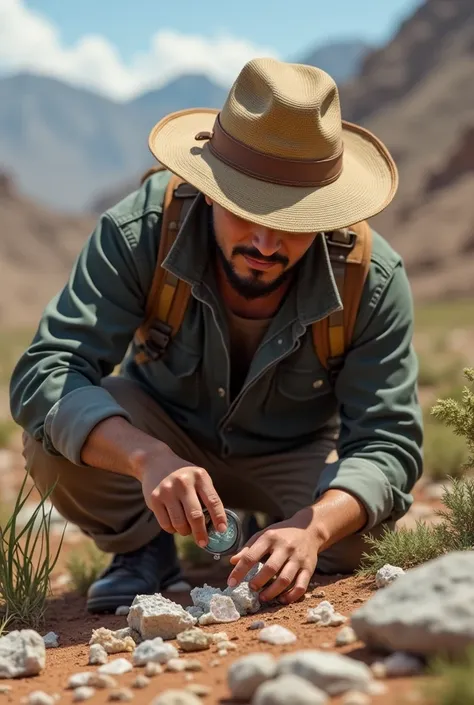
219,57,343,162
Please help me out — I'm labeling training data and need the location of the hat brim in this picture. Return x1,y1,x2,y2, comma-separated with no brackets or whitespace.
148,108,398,233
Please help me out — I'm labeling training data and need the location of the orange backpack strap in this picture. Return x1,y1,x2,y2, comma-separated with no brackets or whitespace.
134,173,198,364
312,221,372,380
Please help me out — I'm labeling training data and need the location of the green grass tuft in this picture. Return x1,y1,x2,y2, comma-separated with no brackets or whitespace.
66,542,110,597
427,647,474,705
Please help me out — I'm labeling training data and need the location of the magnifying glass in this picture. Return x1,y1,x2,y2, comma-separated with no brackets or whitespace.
202,508,243,558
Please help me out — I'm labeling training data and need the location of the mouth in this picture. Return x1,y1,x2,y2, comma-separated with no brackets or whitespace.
242,254,278,271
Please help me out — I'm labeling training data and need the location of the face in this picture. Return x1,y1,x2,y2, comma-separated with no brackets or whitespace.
207,198,317,300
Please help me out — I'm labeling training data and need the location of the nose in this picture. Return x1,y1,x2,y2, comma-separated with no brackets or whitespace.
252,228,281,257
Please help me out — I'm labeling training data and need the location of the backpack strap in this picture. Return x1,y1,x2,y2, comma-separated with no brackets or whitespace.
312,220,372,382
134,173,198,364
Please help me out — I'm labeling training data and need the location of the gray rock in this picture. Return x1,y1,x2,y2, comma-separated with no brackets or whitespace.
375,564,405,589
98,658,133,675
177,628,211,652
150,690,201,705
277,651,373,695
253,674,328,705
73,687,95,702
258,625,297,645
128,593,196,640
0,630,45,678
115,606,130,616
228,653,277,700
248,620,265,631
89,643,108,665
131,674,150,689
223,581,260,616
132,637,178,666
351,551,474,656
373,651,424,677
42,632,59,649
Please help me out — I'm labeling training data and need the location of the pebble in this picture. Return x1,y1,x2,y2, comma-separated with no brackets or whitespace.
166,659,187,672
248,620,265,630
89,643,108,665
42,632,59,649
374,652,424,677
115,606,130,616
73,687,95,702
209,659,220,667
277,650,373,696
68,673,94,689
258,625,297,645
227,653,277,700
108,688,134,701
88,674,117,689
341,692,371,705
25,692,56,705
184,674,194,683
217,649,228,657
98,658,133,676
132,675,150,689
375,564,405,589
150,690,201,705
335,627,358,646
133,638,178,666
177,628,211,652
185,683,212,697
198,595,241,625
184,660,203,672
89,627,135,654
307,601,347,627
314,591,326,598
144,662,163,677
253,674,328,705
211,632,229,644
0,686,12,694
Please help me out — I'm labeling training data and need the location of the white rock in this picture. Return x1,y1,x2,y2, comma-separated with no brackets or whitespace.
108,688,134,701
198,595,240,625
26,691,56,705
0,629,45,678
217,640,237,651
336,627,358,647
89,627,135,654
150,690,201,705
277,651,373,695
73,687,95,702
88,674,117,689
166,659,187,672
68,673,94,689
185,684,211,697
184,659,203,672
189,585,223,612
133,637,178,666
380,652,424,677
307,601,347,627
258,625,297,645
218,649,228,656
89,643,108,665
375,564,405,589
341,691,371,705
227,653,278,700
223,581,260,616
98,658,133,676
115,606,130,616
144,662,163,677
42,632,59,649
132,674,150,688
253,674,328,705
176,628,211,652
211,632,229,644
128,593,196,640
0,685,12,694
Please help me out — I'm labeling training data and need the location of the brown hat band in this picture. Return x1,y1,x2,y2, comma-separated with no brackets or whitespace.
195,115,344,187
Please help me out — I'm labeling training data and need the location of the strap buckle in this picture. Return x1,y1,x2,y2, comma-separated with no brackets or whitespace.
324,229,357,260
142,320,172,361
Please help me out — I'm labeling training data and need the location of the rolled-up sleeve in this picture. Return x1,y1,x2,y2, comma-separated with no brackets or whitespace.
9,211,155,465
314,259,423,529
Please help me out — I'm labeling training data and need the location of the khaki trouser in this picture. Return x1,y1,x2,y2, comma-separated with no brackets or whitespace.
23,376,392,574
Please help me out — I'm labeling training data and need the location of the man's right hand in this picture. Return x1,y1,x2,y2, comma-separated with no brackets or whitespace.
134,449,228,548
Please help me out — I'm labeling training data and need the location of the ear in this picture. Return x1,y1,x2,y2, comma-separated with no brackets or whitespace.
204,195,213,206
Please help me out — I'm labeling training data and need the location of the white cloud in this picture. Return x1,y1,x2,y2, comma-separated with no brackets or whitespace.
0,0,279,100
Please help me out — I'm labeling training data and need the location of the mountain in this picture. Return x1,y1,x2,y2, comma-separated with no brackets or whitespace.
298,39,372,84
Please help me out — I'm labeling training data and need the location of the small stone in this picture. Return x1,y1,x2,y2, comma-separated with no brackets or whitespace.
26,692,56,705
144,662,163,677
73,687,95,702
341,692,371,705
88,674,118,689
128,594,196,641
216,640,237,651
186,606,204,620
0,686,12,694
307,601,347,627
253,674,328,705
210,659,220,667
132,674,150,689
223,580,260,616
177,628,211,652
248,620,265,630
108,688,134,701
381,652,424,677
336,627,358,647
0,629,46,678
89,643,108,665
68,673,94,689
166,659,187,672
133,637,178,666
218,649,227,657
150,689,201,705
184,660,203,672
89,627,135,654
186,683,211,697
278,651,373,695
210,632,229,644
42,632,59,649
199,595,240,625
375,564,405,589
228,653,278,700
314,590,326,598
184,674,194,683
258,625,297,645
98,658,133,676
115,606,130,617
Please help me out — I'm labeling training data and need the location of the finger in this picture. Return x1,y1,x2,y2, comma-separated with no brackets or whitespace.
279,568,312,604
248,550,289,593
227,538,270,588
166,500,192,536
153,501,175,534
258,560,300,602
180,488,208,547
229,531,263,565
196,473,227,533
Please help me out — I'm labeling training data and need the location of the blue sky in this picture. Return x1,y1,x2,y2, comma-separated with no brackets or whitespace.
1,0,424,100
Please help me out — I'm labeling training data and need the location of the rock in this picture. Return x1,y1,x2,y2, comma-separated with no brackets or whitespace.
42,632,59,649
375,564,405,589
184,674,194,683
166,659,187,672
307,601,347,627
132,674,150,689
89,627,135,654
73,687,95,702
0,685,12,694
115,606,130,616
150,690,201,705
0,629,45,678
185,683,212,697
248,621,265,630
89,643,108,665
351,551,474,656
216,640,237,651
227,653,277,700
128,594,196,640
68,673,94,689
177,628,211,652
210,659,220,667
211,632,229,644
253,674,328,705
223,581,260,616
189,585,223,613
98,658,133,676
132,637,178,666
341,692,371,705
186,606,204,620
68,672,117,689
144,662,163,677
26,692,56,705
198,595,240,625
184,660,203,672
108,688,134,701
336,627,358,647
277,651,373,695
258,625,297,645
218,649,228,656
314,590,326,598
374,652,424,677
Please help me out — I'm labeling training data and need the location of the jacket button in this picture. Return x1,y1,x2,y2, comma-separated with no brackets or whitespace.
312,379,323,389
217,387,226,398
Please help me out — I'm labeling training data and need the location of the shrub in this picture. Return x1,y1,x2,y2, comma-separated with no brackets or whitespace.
427,647,474,705
423,422,469,481
431,368,474,471
66,542,109,596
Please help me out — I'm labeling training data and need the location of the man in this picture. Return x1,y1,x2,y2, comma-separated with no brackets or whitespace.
9,57,423,614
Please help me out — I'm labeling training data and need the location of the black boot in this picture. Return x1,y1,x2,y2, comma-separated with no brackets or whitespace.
86,531,188,614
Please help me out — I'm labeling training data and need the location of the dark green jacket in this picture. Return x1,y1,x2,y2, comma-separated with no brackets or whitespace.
9,170,423,529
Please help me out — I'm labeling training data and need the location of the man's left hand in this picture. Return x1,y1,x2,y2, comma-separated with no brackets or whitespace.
227,507,324,604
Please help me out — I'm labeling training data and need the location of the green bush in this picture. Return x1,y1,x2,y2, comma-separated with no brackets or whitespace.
427,647,474,705
423,422,469,481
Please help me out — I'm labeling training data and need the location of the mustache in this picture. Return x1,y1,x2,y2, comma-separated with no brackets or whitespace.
232,246,289,266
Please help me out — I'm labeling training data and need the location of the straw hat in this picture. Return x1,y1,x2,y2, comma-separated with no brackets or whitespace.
148,57,398,233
